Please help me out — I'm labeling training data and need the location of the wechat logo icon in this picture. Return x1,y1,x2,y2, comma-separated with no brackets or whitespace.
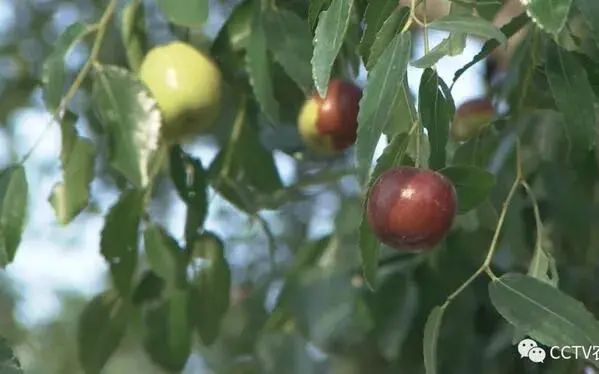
518,338,546,363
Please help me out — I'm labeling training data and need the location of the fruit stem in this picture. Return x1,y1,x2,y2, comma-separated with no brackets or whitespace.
440,176,520,309
19,0,118,165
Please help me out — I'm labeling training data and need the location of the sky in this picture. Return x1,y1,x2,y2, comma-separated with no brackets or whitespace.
0,0,486,328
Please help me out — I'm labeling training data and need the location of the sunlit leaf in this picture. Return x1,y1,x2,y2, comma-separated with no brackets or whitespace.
91,64,161,189
49,111,95,225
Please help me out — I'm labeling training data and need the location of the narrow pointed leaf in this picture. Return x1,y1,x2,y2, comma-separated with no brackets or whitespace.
42,22,88,112
545,42,596,156
418,69,454,170
366,6,410,71
312,0,355,97
49,112,95,225
0,165,28,267
423,306,444,374
428,14,506,43
121,0,147,72
263,9,314,94
246,4,279,123
356,32,412,184
359,0,397,64
489,273,599,358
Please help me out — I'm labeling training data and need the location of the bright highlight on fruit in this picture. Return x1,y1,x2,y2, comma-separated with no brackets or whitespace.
297,79,362,154
139,41,222,143
366,166,457,251
451,97,495,141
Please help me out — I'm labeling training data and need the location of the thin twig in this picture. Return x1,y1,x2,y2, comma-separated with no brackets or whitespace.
20,0,118,164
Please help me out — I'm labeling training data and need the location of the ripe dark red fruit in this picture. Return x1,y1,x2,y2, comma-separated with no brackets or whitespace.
366,166,458,251
298,79,362,153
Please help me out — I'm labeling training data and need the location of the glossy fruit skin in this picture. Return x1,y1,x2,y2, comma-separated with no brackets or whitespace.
298,79,362,153
366,166,457,251
451,98,495,141
139,41,222,143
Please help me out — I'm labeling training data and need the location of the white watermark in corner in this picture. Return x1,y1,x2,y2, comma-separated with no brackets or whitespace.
517,337,599,364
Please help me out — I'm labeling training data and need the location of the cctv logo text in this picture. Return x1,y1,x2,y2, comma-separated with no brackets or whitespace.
549,346,599,361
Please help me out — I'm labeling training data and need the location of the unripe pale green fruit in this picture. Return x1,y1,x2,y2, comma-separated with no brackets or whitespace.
451,98,495,141
139,41,222,143
297,79,362,154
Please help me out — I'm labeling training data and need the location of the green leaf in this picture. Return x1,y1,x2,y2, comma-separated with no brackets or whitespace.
49,111,95,225
452,12,529,85
308,0,331,32
418,68,455,170
156,0,208,28
100,189,144,296
451,128,500,168
489,273,599,355
438,165,496,213
423,306,444,374
246,3,279,124
356,32,412,184
524,0,572,34
359,133,411,288
121,0,147,73
545,42,596,156
169,146,208,240
285,268,373,349
0,165,28,267
142,288,192,372
77,291,130,374
368,273,419,361
577,0,599,45
91,64,161,189
366,6,410,71
359,0,397,65
263,9,314,94
312,0,355,97
256,332,318,374
0,336,22,374
428,14,507,43
189,231,231,345
208,104,283,213
143,224,186,287
385,80,417,136
41,22,87,112
527,237,559,287
411,33,467,69
476,0,504,21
